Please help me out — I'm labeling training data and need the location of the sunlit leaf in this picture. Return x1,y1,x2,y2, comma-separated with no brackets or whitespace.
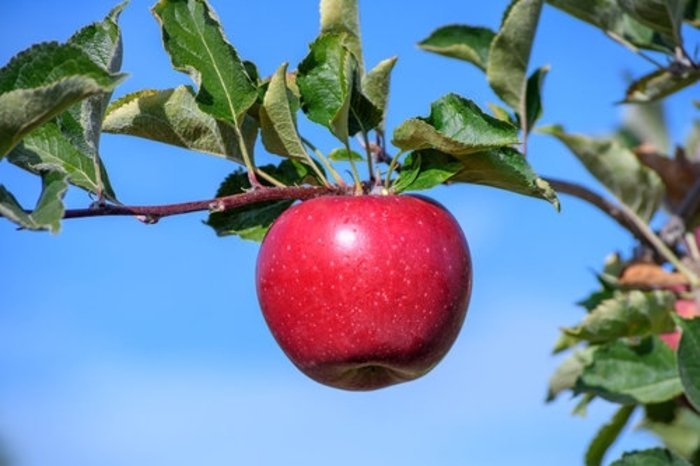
675,316,700,412
586,404,636,466
362,56,397,128
575,337,684,404
320,0,363,71
152,0,258,125
0,169,68,233
328,147,364,161
640,402,700,459
623,66,700,103
540,125,664,222
547,346,596,401
487,0,544,111
417,25,496,71
103,86,257,164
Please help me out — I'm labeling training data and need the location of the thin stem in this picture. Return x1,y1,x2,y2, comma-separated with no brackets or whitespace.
301,136,346,187
344,139,363,194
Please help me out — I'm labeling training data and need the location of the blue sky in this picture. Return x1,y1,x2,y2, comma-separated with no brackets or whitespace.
1,1,699,465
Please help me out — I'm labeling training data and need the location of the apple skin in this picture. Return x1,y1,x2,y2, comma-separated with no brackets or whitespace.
255,194,472,391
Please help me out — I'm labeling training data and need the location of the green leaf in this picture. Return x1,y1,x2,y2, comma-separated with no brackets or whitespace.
623,66,700,104
392,93,519,155
103,86,257,164
617,0,685,43
328,147,364,161
545,0,676,53
540,125,664,222
575,337,684,405
547,346,597,401
7,123,116,199
417,25,496,71
450,146,560,207
152,0,258,125
207,160,320,241
393,150,463,193
487,0,544,111
523,65,549,134
564,290,676,344
297,33,381,142
686,0,700,27
585,404,636,466
676,316,700,412
640,403,700,460
0,169,68,233
0,41,126,158
320,0,363,71
618,100,669,153
609,448,692,465
362,56,397,128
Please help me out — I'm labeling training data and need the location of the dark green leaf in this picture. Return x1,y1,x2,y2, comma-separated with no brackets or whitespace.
152,0,258,125
392,150,462,193
0,169,68,233
585,404,636,466
103,86,258,164
207,160,320,241
545,0,676,53
417,25,496,71
69,1,126,73
259,63,308,161
523,65,549,134
392,93,519,155
675,316,700,412
487,0,544,111
609,448,692,465
449,146,560,207
617,0,684,43
624,66,700,103
0,42,126,158
686,0,700,27
540,125,663,222
575,337,684,404
547,346,596,401
564,290,676,344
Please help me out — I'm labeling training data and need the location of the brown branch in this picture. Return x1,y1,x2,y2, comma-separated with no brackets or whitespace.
62,185,340,222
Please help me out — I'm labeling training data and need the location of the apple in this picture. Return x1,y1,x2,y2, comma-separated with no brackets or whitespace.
659,297,700,351
255,194,472,391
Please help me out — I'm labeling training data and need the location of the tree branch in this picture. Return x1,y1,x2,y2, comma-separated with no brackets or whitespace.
62,185,339,222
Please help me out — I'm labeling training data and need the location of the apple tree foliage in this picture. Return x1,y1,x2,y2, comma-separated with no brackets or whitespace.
1,0,700,463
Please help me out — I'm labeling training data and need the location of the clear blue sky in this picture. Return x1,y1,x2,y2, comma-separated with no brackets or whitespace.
1,1,698,465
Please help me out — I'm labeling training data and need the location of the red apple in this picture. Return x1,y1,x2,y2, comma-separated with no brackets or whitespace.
255,194,472,391
659,298,700,350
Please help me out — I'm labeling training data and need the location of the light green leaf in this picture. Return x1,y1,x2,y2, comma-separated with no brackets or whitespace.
320,0,363,71
328,147,364,161
8,123,116,199
545,0,676,53
417,25,496,71
675,316,700,412
585,404,636,466
487,0,544,111
564,290,676,344
547,346,597,401
640,403,700,460
617,0,685,44
576,336,684,404
392,93,519,155
623,66,700,103
392,150,462,193
0,169,68,233
609,448,692,465
618,100,669,153
152,0,258,125
103,86,257,164
540,124,664,222
0,41,126,158
450,146,560,207
362,56,397,128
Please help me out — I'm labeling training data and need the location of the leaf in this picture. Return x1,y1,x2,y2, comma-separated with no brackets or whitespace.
487,0,544,111
392,93,519,155
392,150,463,193
540,125,664,222
640,403,700,459
618,262,688,288
686,0,700,28
320,0,363,71
152,0,258,125
623,66,700,104
7,123,116,199
563,290,677,344
619,100,670,154
0,169,68,233
585,404,636,466
676,316,700,412
417,25,496,71
103,86,257,164
362,56,397,127
297,33,381,142
617,0,685,43
609,448,692,465
575,336,684,405
545,0,676,53
523,65,549,134
547,346,597,401
328,148,364,161
0,41,126,158
450,146,560,207
207,160,321,241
